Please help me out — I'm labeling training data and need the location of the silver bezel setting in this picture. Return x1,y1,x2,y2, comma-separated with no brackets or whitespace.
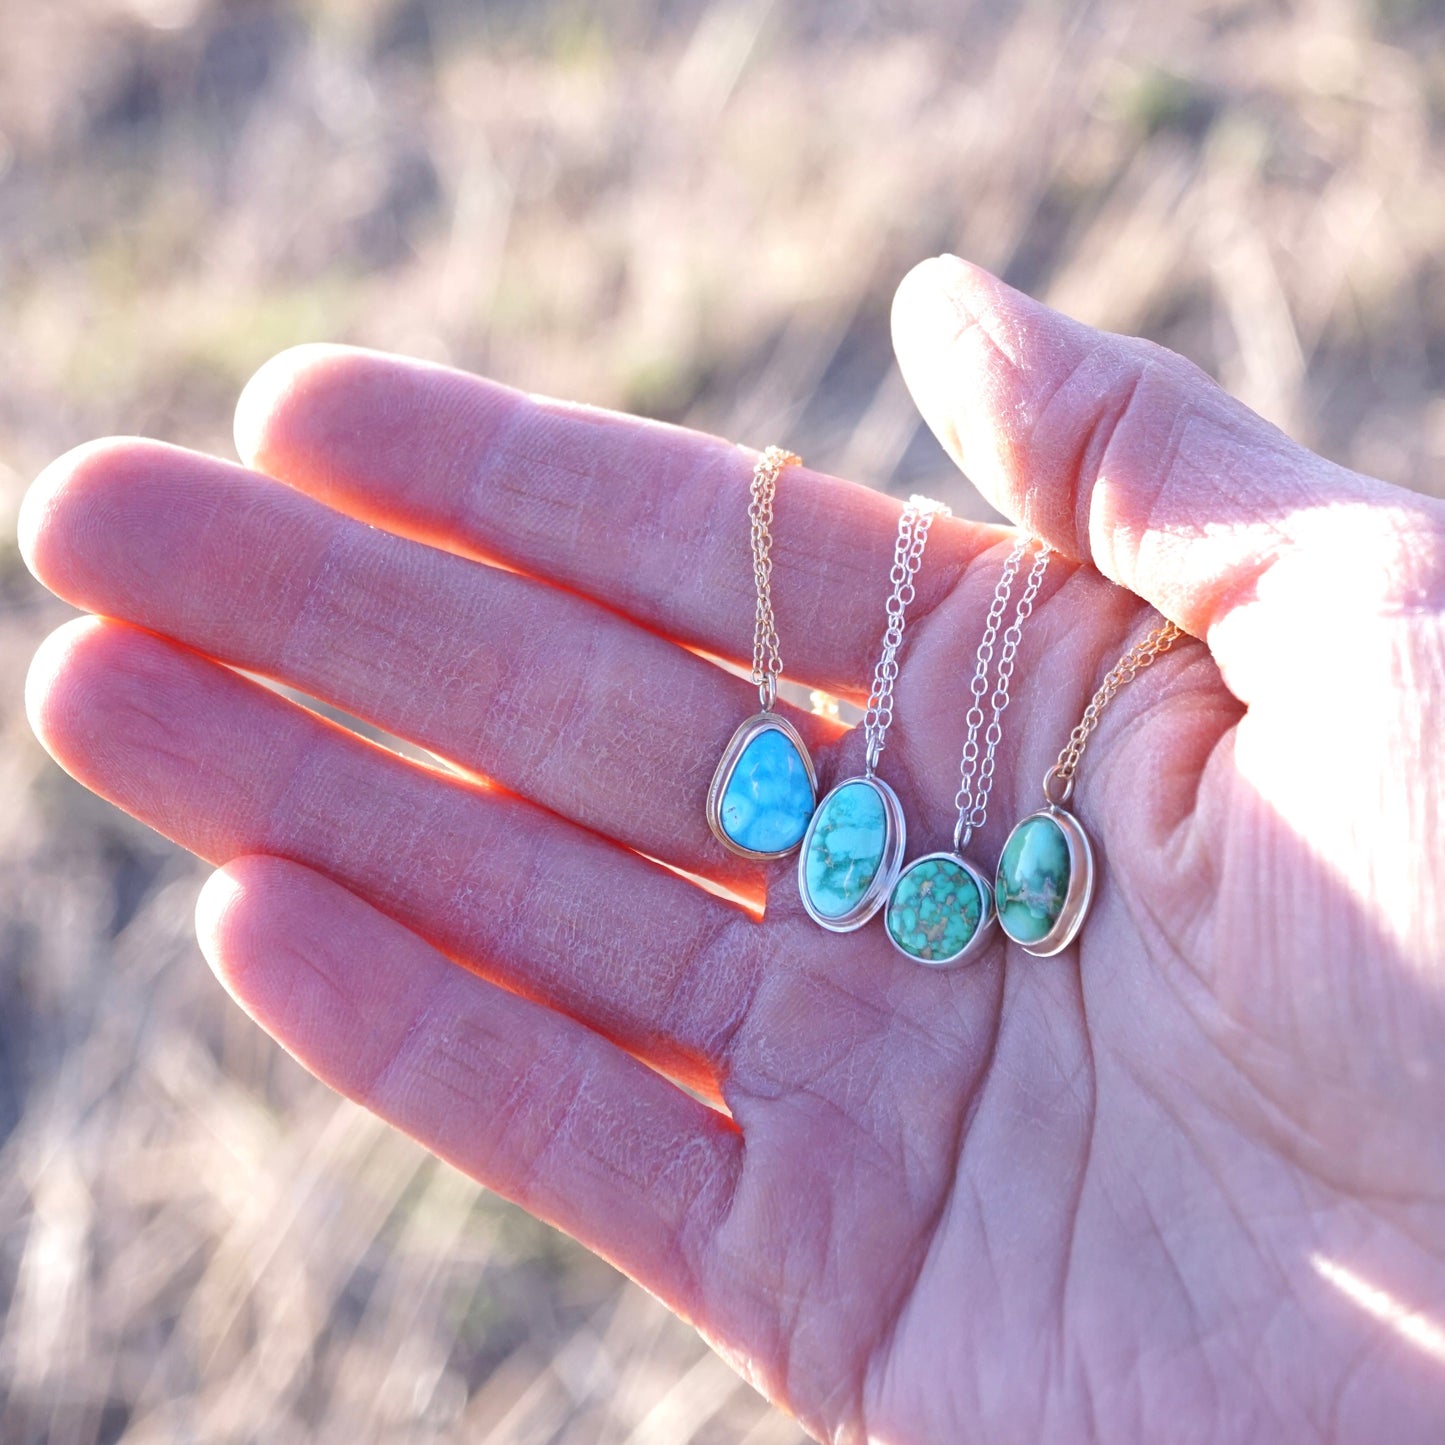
706,711,818,861
797,774,907,933
885,851,996,969
998,805,1096,957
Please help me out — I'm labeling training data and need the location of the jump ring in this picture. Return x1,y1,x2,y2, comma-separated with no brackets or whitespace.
1042,766,1075,808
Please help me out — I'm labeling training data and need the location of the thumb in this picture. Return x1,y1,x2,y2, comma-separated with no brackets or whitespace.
891,255,1445,699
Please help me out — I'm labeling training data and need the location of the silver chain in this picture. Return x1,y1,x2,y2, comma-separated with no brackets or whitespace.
748,446,800,712
952,538,1052,852
862,495,949,775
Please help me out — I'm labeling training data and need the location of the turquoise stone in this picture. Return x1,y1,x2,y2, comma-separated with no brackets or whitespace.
719,727,815,854
995,814,1070,944
887,858,982,961
802,780,887,919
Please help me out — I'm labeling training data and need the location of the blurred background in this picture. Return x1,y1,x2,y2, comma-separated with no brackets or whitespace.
1,0,1443,1440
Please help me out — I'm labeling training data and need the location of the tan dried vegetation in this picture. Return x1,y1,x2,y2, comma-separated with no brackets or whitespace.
0,0,1442,1440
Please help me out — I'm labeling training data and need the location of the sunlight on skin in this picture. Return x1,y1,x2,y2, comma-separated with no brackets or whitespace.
1311,1255,1445,1365
18,254,1445,1439
661,857,762,919
808,690,842,722
1229,620,1445,982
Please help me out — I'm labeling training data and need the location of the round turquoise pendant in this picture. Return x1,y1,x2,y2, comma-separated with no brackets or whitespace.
885,852,994,967
994,806,1095,956
797,774,906,932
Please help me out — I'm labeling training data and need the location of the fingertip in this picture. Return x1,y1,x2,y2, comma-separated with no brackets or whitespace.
25,614,115,765
234,342,362,471
195,861,250,986
193,854,418,1090
19,437,150,588
195,855,368,1036
17,449,68,581
891,254,1042,523
24,618,235,823
195,854,301,1006
893,254,1161,554
233,343,519,537
890,255,956,361
890,253,1023,358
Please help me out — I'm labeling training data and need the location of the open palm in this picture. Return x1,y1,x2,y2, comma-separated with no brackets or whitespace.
20,257,1445,1442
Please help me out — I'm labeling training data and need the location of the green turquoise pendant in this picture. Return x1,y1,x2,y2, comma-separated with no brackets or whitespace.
885,852,994,967
707,712,818,860
994,806,1095,956
797,775,906,931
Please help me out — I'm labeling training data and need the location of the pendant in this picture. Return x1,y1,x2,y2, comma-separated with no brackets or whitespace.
885,852,995,967
707,711,818,859
797,774,906,931
994,805,1095,956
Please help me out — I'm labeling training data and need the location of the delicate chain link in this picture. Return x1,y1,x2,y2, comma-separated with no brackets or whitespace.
748,446,800,711
1043,618,1185,806
953,537,1052,852
953,535,1025,839
862,494,949,775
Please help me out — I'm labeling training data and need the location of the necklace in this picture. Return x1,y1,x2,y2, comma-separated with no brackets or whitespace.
707,447,819,859
797,495,948,931
995,617,1184,955
885,536,1052,967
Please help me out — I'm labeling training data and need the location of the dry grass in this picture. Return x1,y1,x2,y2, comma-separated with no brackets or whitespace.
1,0,1442,1440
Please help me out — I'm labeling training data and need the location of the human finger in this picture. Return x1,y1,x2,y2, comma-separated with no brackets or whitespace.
26,618,766,1090
196,854,743,1326
234,344,1001,700
890,254,1445,700
19,438,845,891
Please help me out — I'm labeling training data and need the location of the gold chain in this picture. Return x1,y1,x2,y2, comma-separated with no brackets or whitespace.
1043,618,1184,806
749,446,800,711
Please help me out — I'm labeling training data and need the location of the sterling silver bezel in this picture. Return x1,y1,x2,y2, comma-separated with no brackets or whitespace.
884,851,997,969
706,710,818,861
998,805,1097,957
797,774,907,933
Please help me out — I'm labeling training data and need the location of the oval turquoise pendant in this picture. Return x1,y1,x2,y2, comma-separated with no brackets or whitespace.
707,712,818,859
797,775,906,932
885,852,994,967
994,806,1095,956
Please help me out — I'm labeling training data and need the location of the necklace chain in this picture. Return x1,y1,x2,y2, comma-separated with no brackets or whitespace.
862,495,949,775
1043,618,1185,805
748,446,800,712
953,537,1052,852
746,450,1183,814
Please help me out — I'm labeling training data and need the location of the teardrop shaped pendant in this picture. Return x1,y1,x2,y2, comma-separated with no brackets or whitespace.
797,774,907,931
885,851,994,967
709,446,816,861
994,806,1095,957
707,711,818,859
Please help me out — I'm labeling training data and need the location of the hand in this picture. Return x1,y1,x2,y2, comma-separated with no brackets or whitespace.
19,255,1445,1442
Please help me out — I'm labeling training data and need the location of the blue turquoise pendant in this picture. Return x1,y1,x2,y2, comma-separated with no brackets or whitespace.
707,712,818,860
796,774,906,932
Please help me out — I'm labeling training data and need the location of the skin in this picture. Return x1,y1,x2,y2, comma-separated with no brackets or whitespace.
17,255,1445,1442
